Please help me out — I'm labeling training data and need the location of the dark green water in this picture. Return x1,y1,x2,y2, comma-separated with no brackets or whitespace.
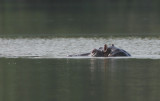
0,1,160,37
1,58,160,101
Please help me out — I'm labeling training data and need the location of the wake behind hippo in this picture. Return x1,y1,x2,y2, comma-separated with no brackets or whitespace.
68,44,131,57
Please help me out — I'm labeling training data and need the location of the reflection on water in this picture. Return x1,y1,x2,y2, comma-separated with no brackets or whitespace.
1,58,160,101
0,37,160,58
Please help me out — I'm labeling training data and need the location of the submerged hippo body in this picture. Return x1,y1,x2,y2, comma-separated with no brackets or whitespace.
68,44,131,57
91,46,131,57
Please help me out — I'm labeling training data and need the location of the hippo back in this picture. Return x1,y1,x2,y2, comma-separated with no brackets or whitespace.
108,46,131,57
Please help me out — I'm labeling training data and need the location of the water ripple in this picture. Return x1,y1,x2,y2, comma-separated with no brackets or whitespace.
0,37,160,59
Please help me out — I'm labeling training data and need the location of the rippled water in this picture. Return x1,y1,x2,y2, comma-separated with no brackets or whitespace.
0,37,160,59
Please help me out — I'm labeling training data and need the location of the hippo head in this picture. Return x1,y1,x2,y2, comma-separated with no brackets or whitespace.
91,45,111,57
91,49,104,57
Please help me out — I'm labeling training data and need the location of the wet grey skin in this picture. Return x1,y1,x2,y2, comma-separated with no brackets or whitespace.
68,45,131,57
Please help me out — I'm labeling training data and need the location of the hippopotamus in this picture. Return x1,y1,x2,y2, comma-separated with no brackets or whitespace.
68,44,131,57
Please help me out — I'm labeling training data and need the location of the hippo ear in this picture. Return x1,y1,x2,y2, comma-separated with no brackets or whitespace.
112,44,114,46
104,44,107,52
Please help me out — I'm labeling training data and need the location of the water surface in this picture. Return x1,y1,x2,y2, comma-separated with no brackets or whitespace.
1,1,160,36
1,1,160,101
1,58,160,101
0,37,160,59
